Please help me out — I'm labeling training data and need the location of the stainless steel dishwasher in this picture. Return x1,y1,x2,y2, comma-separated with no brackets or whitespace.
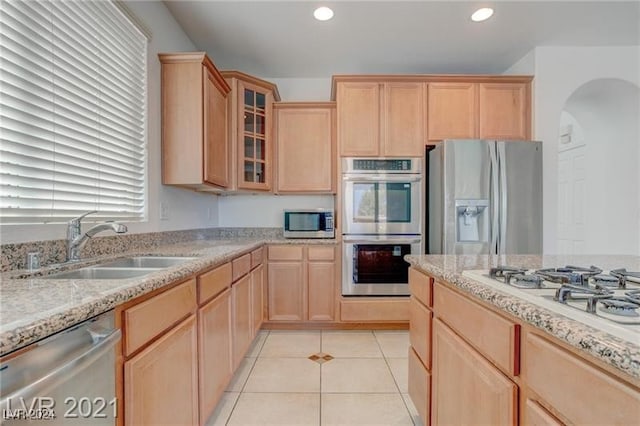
0,310,121,425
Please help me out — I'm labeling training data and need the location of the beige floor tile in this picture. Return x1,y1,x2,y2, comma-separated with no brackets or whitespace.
260,332,321,358
244,357,320,392
321,393,414,425
226,357,257,392
374,331,410,358
321,358,397,393
387,358,408,393
321,332,383,358
402,393,422,426
227,392,320,426
205,392,239,426
245,330,269,358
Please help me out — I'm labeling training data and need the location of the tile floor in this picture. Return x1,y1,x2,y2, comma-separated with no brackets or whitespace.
206,330,421,426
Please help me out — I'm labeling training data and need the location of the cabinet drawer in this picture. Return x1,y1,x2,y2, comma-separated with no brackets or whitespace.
408,347,430,426
524,333,640,425
232,253,251,281
268,245,303,261
308,246,335,261
409,268,432,307
124,279,196,356
340,299,409,322
251,247,264,268
198,262,232,304
434,282,519,376
410,297,432,369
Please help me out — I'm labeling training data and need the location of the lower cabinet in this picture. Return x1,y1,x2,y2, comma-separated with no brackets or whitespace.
232,274,252,368
124,315,198,426
432,318,518,426
267,245,336,322
251,263,265,333
408,347,431,425
198,288,232,424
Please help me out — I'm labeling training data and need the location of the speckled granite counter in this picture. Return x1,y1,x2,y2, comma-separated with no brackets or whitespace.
405,254,640,382
0,237,337,356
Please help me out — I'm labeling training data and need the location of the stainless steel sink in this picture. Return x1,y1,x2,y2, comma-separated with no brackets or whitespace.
43,267,161,280
96,256,198,268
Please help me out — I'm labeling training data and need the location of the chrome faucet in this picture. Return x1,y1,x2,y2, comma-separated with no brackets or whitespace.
67,211,128,261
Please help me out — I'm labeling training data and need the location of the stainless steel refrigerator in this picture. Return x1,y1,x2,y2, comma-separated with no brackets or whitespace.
427,139,542,255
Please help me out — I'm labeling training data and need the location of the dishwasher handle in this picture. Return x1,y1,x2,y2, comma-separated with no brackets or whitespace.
0,328,121,408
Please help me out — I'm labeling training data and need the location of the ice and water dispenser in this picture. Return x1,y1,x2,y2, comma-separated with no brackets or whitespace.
455,199,489,243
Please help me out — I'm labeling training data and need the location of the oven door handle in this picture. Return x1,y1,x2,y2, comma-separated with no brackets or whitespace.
343,238,422,244
342,175,422,183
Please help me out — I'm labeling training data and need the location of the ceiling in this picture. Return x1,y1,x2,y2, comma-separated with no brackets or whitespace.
163,1,640,78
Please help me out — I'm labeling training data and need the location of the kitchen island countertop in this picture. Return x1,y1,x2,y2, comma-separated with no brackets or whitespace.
0,237,337,356
405,254,640,382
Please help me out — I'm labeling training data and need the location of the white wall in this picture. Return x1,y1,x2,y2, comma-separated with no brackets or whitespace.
0,1,219,244
218,195,334,227
506,46,640,254
217,77,336,227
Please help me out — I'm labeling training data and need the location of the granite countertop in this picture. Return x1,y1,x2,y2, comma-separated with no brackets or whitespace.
0,237,337,356
405,254,640,382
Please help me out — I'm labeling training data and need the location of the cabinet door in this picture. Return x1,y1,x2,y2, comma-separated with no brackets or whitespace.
523,399,563,426
251,264,264,334
409,297,432,368
432,319,517,426
198,289,232,423
203,68,229,187
308,261,335,321
479,83,529,140
125,315,198,426
268,261,305,321
382,82,425,156
238,80,272,190
232,274,252,368
427,82,477,141
337,82,380,156
275,105,335,192
408,347,431,426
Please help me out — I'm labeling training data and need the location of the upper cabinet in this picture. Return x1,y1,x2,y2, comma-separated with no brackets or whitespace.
159,52,231,190
427,82,478,141
478,83,530,140
274,102,336,193
426,78,532,143
222,71,280,192
335,79,425,157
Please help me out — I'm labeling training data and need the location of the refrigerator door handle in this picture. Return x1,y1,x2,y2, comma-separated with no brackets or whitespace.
489,142,499,254
498,142,508,255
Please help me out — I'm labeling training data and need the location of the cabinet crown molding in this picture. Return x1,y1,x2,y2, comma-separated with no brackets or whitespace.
159,52,231,94
331,74,533,100
221,70,281,101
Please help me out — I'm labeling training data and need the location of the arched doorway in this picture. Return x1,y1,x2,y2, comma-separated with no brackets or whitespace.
557,78,639,255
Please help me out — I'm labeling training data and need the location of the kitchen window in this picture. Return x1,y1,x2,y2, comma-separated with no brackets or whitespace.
0,0,148,224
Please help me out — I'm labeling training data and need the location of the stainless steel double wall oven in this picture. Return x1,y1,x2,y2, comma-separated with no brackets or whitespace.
341,158,423,296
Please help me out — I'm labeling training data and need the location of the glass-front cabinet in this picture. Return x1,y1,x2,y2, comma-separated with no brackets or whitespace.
222,71,279,191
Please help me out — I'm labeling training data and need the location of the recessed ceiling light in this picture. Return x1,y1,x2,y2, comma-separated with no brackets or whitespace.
471,7,494,22
314,6,334,21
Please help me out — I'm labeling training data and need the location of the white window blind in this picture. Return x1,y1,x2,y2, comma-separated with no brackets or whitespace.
0,0,147,224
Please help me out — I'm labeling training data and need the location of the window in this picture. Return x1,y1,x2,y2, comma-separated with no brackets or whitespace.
0,0,148,224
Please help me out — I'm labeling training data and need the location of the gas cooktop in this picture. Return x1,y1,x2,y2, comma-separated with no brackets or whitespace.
462,265,640,345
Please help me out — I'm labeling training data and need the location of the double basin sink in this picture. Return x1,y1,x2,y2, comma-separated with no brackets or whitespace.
43,256,198,280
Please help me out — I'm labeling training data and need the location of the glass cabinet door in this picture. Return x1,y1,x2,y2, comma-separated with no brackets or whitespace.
241,86,268,187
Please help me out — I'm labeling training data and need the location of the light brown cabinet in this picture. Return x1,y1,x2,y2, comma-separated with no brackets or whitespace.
159,52,231,190
267,245,336,322
232,273,252,368
222,71,280,191
124,315,198,426
432,318,518,426
274,102,336,193
251,263,265,334
336,80,425,157
523,332,640,425
427,82,477,141
198,288,232,424
426,80,531,142
479,83,530,140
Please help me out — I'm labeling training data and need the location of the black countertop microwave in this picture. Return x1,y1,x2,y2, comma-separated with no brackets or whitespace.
284,209,335,239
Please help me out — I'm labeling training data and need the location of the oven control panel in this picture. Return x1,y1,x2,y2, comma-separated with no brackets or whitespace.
353,159,412,171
